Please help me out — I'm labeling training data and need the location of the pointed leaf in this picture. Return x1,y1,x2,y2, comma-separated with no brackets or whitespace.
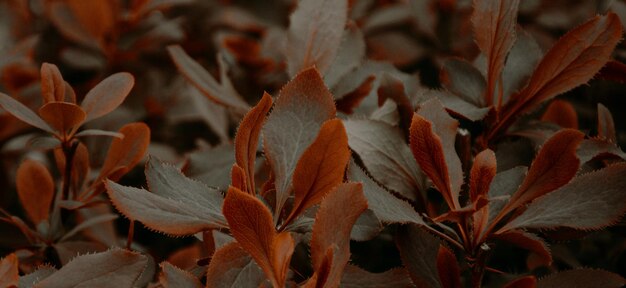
38,102,86,133
234,92,273,194
310,182,368,288
40,63,65,103
0,253,18,288
286,0,348,76
158,262,202,288
36,248,148,287
81,72,134,122
436,245,461,288
16,159,54,225
537,269,626,288
206,243,267,288
262,67,336,216
0,92,54,133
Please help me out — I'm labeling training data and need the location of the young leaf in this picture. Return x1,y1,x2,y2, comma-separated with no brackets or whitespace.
471,0,520,105
410,99,462,209
96,122,150,184
310,182,368,288
286,0,348,76
158,262,202,288
222,187,294,288
81,72,134,122
501,163,626,232
234,92,273,194
540,100,578,129
285,119,350,224
38,102,86,133
396,225,443,288
36,248,148,287
205,242,267,288
0,253,18,288
537,269,626,288
16,159,54,225
469,149,497,202
262,67,336,217
40,63,65,103
340,265,413,288
0,92,54,133
436,245,461,288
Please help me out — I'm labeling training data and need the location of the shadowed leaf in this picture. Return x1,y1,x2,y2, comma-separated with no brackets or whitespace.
206,243,267,288
0,253,18,288
537,269,626,288
541,100,578,129
16,160,54,225
81,72,134,122
0,92,54,133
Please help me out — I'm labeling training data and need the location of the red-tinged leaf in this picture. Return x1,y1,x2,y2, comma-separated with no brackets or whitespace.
223,187,294,288
504,276,537,288
495,231,552,266
0,253,18,288
339,265,414,288
97,122,150,183
310,182,368,288
471,0,520,105
262,67,336,216
410,99,462,209
40,63,65,103
167,45,250,112
596,60,626,83
285,119,350,224
504,129,584,212
437,245,461,288
16,159,54,225
65,0,116,42
501,163,626,232
537,269,626,288
206,243,267,288
158,262,202,288
396,225,443,288
344,119,426,200
81,72,134,122
303,248,333,288
38,102,86,134
36,248,148,287
597,103,616,143
234,92,273,194
469,149,497,202
0,92,54,133
286,0,348,76
46,1,100,49
497,13,622,136
231,164,247,192
440,58,486,107
541,100,578,129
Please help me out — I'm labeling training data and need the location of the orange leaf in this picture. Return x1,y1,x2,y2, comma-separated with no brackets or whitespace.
16,159,55,225
230,164,247,192
223,187,294,287
436,245,461,288
541,100,578,129
40,63,66,103
81,72,134,122
471,0,520,105
234,92,273,194
38,102,86,135
65,0,117,44
96,122,150,185
469,149,497,202
310,182,368,288
0,253,19,287
284,119,350,225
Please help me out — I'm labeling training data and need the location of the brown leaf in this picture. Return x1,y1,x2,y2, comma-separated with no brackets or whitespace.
472,0,520,105
205,242,267,288
436,245,461,288
38,102,86,134
234,92,273,194
81,72,134,122
503,276,537,288
310,182,368,288
540,100,578,129
469,149,497,202
285,119,350,224
262,67,336,217
97,122,150,183
16,160,54,225
40,63,65,103
65,0,117,44
0,253,18,288
286,0,348,76
495,230,552,266
537,269,626,288
223,187,294,287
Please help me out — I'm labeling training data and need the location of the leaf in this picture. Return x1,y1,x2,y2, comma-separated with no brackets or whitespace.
340,265,413,288
436,245,461,288
324,23,366,88
19,266,57,288
184,144,234,190
40,63,65,103
262,67,336,216
16,159,54,225
471,0,520,105
36,248,148,287
537,269,626,288
0,253,18,288
38,102,86,133
285,119,350,224
222,187,294,288
469,149,497,202
503,276,537,288
344,118,426,200
410,99,462,209
597,103,616,143
167,45,249,112
0,92,54,133
286,0,348,76
350,209,383,241
376,73,414,133
206,243,267,288
65,0,116,44
81,72,134,122
495,230,552,266
504,129,584,212
540,100,578,129
158,262,202,288
501,163,626,232
501,29,542,105
440,58,486,107
310,182,368,288
96,122,150,184
74,129,124,139
430,89,491,121
396,225,443,288
234,92,273,194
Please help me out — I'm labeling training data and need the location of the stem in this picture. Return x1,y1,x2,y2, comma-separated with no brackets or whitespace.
61,141,79,201
423,225,464,251
470,244,490,288
126,220,135,250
